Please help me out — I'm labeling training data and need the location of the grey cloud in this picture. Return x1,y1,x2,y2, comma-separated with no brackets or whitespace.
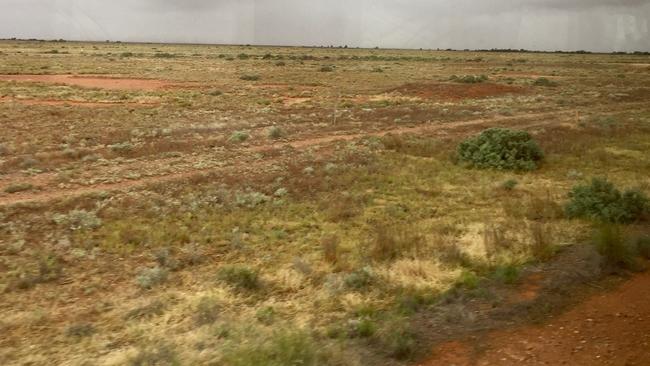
0,0,648,51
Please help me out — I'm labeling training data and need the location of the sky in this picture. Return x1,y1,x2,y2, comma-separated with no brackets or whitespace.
1,0,649,52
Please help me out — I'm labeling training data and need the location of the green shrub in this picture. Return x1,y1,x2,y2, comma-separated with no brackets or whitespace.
565,178,648,223
217,265,260,290
223,329,318,366
457,128,544,171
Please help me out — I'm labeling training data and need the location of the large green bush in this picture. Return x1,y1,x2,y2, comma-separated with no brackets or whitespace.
457,128,544,171
565,178,648,223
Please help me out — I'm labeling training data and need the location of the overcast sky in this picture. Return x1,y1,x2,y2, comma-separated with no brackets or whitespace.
1,0,649,52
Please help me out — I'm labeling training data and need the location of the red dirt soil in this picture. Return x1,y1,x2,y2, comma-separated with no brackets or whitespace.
390,82,526,101
418,272,650,366
0,96,158,107
0,74,174,91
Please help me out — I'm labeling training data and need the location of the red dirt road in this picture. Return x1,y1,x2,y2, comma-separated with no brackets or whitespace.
419,272,650,366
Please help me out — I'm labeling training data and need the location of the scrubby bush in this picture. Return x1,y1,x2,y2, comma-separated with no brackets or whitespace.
377,319,418,360
66,323,95,338
501,179,519,191
565,178,648,223
267,126,285,139
129,342,179,366
194,296,220,326
344,267,374,290
229,131,250,143
319,65,334,72
217,265,260,290
592,223,637,270
637,236,650,259
534,77,558,87
223,329,318,366
457,128,544,171
4,183,33,194
240,74,260,81
493,264,520,284
135,267,169,289
450,74,488,83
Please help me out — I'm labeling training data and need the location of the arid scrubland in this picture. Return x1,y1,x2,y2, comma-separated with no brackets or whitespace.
0,41,649,365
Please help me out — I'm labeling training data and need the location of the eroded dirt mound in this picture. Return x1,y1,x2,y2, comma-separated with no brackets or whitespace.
0,74,173,91
389,82,526,101
419,271,650,366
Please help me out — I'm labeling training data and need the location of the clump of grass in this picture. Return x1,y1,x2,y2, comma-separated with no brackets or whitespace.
153,52,175,58
9,253,63,291
344,267,374,290
566,178,648,224
501,179,519,191
240,74,260,81
321,234,340,264
229,131,250,143
457,128,544,171
493,264,520,284
217,265,260,290
377,318,418,360
275,61,286,66
135,267,169,289
534,77,558,87
529,222,556,261
319,65,334,72
4,183,33,194
129,342,179,366
223,329,318,366
325,193,363,222
267,126,285,139
592,223,637,270
368,222,424,262
237,53,250,60
256,306,276,325
636,236,650,259
194,296,220,326
125,300,165,320
348,317,377,338
457,270,479,289
65,323,95,338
